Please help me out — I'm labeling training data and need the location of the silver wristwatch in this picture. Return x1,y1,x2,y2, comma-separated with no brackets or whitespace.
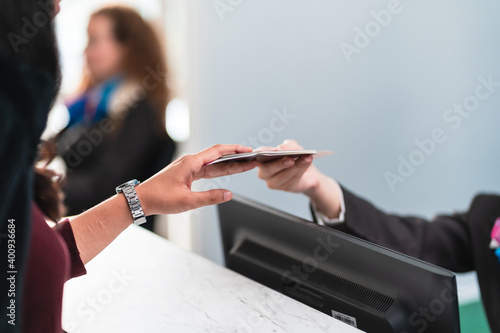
115,179,147,226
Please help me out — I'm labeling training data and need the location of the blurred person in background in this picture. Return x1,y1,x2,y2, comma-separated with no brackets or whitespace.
56,6,176,230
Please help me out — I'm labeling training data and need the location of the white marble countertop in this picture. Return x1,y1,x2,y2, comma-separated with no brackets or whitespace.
62,225,363,333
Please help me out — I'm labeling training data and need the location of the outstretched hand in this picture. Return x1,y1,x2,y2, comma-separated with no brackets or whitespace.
257,140,321,195
137,144,258,215
257,140,342,220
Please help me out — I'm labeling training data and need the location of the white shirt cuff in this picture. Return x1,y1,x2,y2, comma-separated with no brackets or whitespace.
311,179,346,226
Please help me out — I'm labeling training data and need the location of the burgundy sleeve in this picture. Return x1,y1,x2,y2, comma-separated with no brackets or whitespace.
55,219,87,279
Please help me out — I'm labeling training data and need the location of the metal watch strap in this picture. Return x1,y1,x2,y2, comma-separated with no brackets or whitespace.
116,180,147,226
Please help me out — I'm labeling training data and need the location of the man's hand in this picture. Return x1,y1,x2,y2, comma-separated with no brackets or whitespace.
257,140,342,220
257,140,322,195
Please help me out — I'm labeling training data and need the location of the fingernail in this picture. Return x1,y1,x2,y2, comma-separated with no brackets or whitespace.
300,156,312,165
283,158,294,167
223,191,232,201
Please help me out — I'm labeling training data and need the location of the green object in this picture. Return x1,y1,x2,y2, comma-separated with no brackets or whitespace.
459,300,490,333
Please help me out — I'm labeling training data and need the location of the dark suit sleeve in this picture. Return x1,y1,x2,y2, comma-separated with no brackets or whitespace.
317,186,474,273
312,189,500,331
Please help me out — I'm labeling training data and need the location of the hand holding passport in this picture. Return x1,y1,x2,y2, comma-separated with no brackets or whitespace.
207,150,333,166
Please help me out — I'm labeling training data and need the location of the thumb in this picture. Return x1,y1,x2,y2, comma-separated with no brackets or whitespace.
255,146,275,151
191,190,233,209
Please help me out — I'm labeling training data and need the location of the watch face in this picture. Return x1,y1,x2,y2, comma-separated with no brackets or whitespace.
116,179,140,193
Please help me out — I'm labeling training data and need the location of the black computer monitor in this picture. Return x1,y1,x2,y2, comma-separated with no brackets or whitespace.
218,195,461,333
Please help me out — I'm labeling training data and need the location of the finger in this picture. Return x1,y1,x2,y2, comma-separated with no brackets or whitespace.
200,160,258,180
196,144,254,166
190,189,233,209
257,157,297,180
266,156,313,189
255,146,277,151
277,139,303,151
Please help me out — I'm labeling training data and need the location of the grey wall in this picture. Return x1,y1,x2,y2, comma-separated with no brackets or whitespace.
184,0,500,266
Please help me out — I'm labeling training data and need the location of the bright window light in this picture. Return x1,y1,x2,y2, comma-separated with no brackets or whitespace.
42,104,70,140
166,98,190,142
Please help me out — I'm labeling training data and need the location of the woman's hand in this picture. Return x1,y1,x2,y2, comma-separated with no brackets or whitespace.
257,140,341,220
71,144,257,264
137,144,258,215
